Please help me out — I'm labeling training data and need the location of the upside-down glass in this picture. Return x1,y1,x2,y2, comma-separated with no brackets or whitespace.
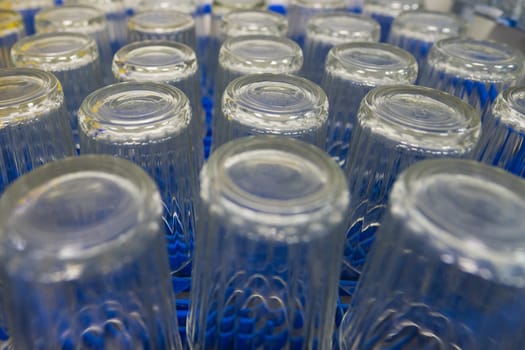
135,0,196,14
113,40,205,145
321,42,418,167
286,0,347,48
188,136,349,349
0,155,183,349
363,0,423,42
0,68,74,196
127,10,196,50
302,12,380,84
212,73,328,151
78,82,200,295
387,10,466,68
473,87,525,177
11,32,103,146
35,5,114,85
340,159,525,349
341,85,481,297
419,37,525,113
64,0,128,54
0,10,24,68
215,34,303,112
0,0,53,35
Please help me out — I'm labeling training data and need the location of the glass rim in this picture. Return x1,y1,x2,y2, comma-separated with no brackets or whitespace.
359,85,481,153
220,9,288,38
0,67,64,125
0,0,54,11
219,34,303,74
212,0,266,11
0,155,162,275
364,0,422,15
307,12,381,43
202,136,349,237
35,5,107,33
11,32,99,70
128,9,195,33
62,0,126,13
428,37,524,82
392,158,525,286
492,86,525,132
0,8,24,36
79,81,191,143
222,73,328,133
391,10,466,38
112,40,198,83
325,42,418,86
290,0,347,9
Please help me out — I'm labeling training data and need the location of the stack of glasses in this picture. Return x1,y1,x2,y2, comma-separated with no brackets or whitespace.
0,0,525,348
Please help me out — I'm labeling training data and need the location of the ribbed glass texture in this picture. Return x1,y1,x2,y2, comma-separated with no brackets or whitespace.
302,13,380,84
419,38,525,113
214,34,303,116
363,0,423,42
321,43,418,167
340,159,525,349
0,0,53,35
11,32,103,144
0,10,24,68
0,155,182,349
473,87,525,177
387,11,465,68
128,10,196,50
188,136,349,350
113,40,205,143
35,5,114,86
64,0,128,54
341,85,481,297
212,73,328,151
78,82,201,295
0,68,74,194
286,0,347,48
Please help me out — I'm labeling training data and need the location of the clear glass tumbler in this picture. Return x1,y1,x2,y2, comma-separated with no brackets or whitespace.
127,10,197,50
286,0,347,48
11,32,103,146
341,85,481,297
473,86,525,177
0,9,24,68
302,12,380,84
0,155,183,349
188,135,349,349
0,0,53,35
387,10,466,68
340,158,525,349
321,42,418,167
0,68,74,194
419,37,525,113
363,0,423,42
212,73,328,151
78,82,201,295
35,5,114,85
112,40,205,148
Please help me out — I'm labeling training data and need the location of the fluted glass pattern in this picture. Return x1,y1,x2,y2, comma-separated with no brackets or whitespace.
321,43,418,167
78,82,200,295
35,5,114,85
302,12,380,84
473,87,525,177
212,73,328,151
0,68,74,194
286,0,347,48
387,10,465,68
0,155,182,349
0,10,24,68
419,37,525,113
340,159,525,349
64,0,128,53
363,0,423,42
341,85,481,296
11,32,103,145
188,136,349,350
128,10,196,50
